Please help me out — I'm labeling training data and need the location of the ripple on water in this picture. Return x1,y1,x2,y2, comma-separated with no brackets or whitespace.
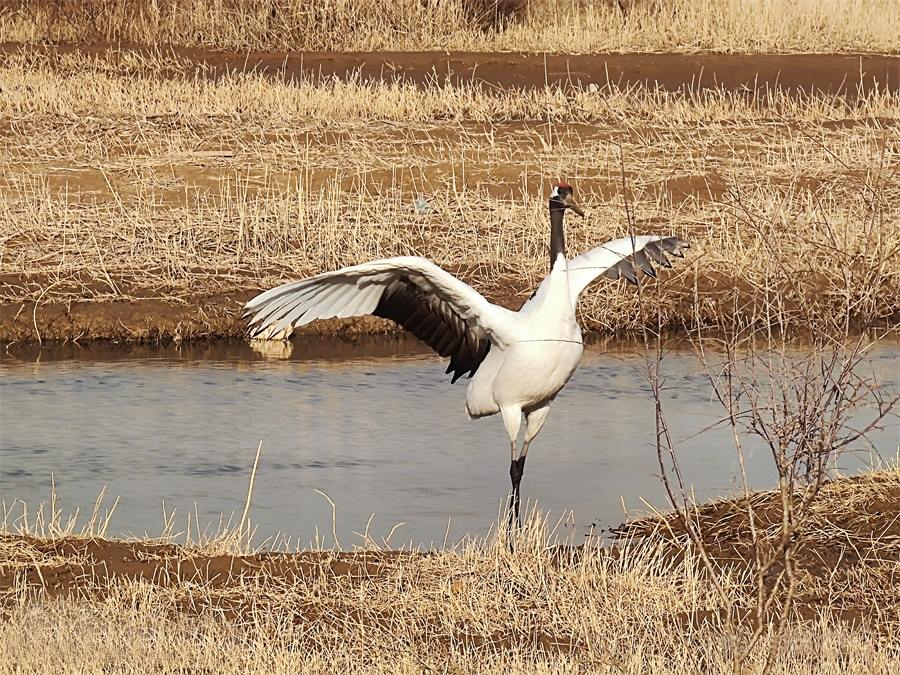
1,337,897,544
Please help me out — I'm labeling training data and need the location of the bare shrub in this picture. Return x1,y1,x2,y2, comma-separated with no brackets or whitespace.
629,161,899,669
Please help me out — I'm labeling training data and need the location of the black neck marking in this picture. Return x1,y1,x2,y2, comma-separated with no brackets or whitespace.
549,202,566,269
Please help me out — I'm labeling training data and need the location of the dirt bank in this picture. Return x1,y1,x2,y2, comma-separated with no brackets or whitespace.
3,469,898,631
0,278,530,344
3,43,898,94
0,294,421,344
616,470,900,629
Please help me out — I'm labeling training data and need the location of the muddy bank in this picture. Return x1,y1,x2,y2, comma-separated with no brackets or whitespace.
0,293,403,344
4,43,898,94
2,469,898,630
0,287,531,344
2,281,895,345
0,276,531,343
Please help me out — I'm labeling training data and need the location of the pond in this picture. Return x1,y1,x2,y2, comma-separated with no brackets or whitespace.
1,337,897,547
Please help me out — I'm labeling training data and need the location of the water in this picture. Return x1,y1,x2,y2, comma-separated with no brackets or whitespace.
1,338,897,547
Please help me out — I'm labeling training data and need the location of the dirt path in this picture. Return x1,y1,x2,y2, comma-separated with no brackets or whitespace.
4,43,898,93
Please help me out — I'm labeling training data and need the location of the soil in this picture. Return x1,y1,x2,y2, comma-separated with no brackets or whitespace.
2,472,897,634
5,152,739,207
613,471,900,629
0,288,425,343
0,535,414,597
2,43,898,94
0,275,531,343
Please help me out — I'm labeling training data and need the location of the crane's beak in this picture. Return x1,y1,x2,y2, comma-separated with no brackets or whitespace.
565,196,585,217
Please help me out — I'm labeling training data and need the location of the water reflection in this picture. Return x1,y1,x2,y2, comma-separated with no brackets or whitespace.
1,337,897,547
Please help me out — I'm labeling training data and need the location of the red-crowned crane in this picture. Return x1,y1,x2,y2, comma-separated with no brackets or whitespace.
244,184,689,525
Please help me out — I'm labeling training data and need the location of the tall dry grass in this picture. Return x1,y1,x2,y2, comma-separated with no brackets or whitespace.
2,467,899,673
1,50,897,336
1,554,894,674
1,0,898,53
3,174,898,333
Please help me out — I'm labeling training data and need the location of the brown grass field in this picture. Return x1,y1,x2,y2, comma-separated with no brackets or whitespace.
1,2,899,671
2,0,899,53
2,467,899,673
0,43,898,342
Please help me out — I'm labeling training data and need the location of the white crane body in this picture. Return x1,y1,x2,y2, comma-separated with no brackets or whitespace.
466,252,582,421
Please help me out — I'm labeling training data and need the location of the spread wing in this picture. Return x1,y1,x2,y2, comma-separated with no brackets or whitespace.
244,256,519,383
522,235,689,312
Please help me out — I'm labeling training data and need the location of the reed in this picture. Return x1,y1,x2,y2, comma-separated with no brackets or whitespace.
2,0,898,53
2,466,899,673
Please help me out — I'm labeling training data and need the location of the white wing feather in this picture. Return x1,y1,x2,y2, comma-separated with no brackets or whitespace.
522,235,688,312
565,235,660,301
244,256,519,348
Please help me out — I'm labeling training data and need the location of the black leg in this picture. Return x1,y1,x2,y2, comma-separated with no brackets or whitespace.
508,455,527,529
508,460,518,530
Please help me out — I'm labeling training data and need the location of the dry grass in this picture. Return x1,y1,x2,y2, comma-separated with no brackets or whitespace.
1,467,899,673
1,49,898,339
3,48,899,123
1,0,898,53
619,467,900,632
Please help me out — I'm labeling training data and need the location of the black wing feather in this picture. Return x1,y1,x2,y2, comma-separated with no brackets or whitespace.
374,278,490,383
604,236,689,285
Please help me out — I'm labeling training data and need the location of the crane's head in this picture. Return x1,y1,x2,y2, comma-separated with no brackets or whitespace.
549,182,585,217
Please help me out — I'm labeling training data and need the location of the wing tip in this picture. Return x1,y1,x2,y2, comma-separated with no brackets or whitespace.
659,236,690,258
607,235,692,286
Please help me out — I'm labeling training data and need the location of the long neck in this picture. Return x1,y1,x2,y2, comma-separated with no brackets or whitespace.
549,206,566,270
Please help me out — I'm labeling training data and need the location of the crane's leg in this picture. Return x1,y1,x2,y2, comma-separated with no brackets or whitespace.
511,404,552,526
500,405,522,529
520,404,551,466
